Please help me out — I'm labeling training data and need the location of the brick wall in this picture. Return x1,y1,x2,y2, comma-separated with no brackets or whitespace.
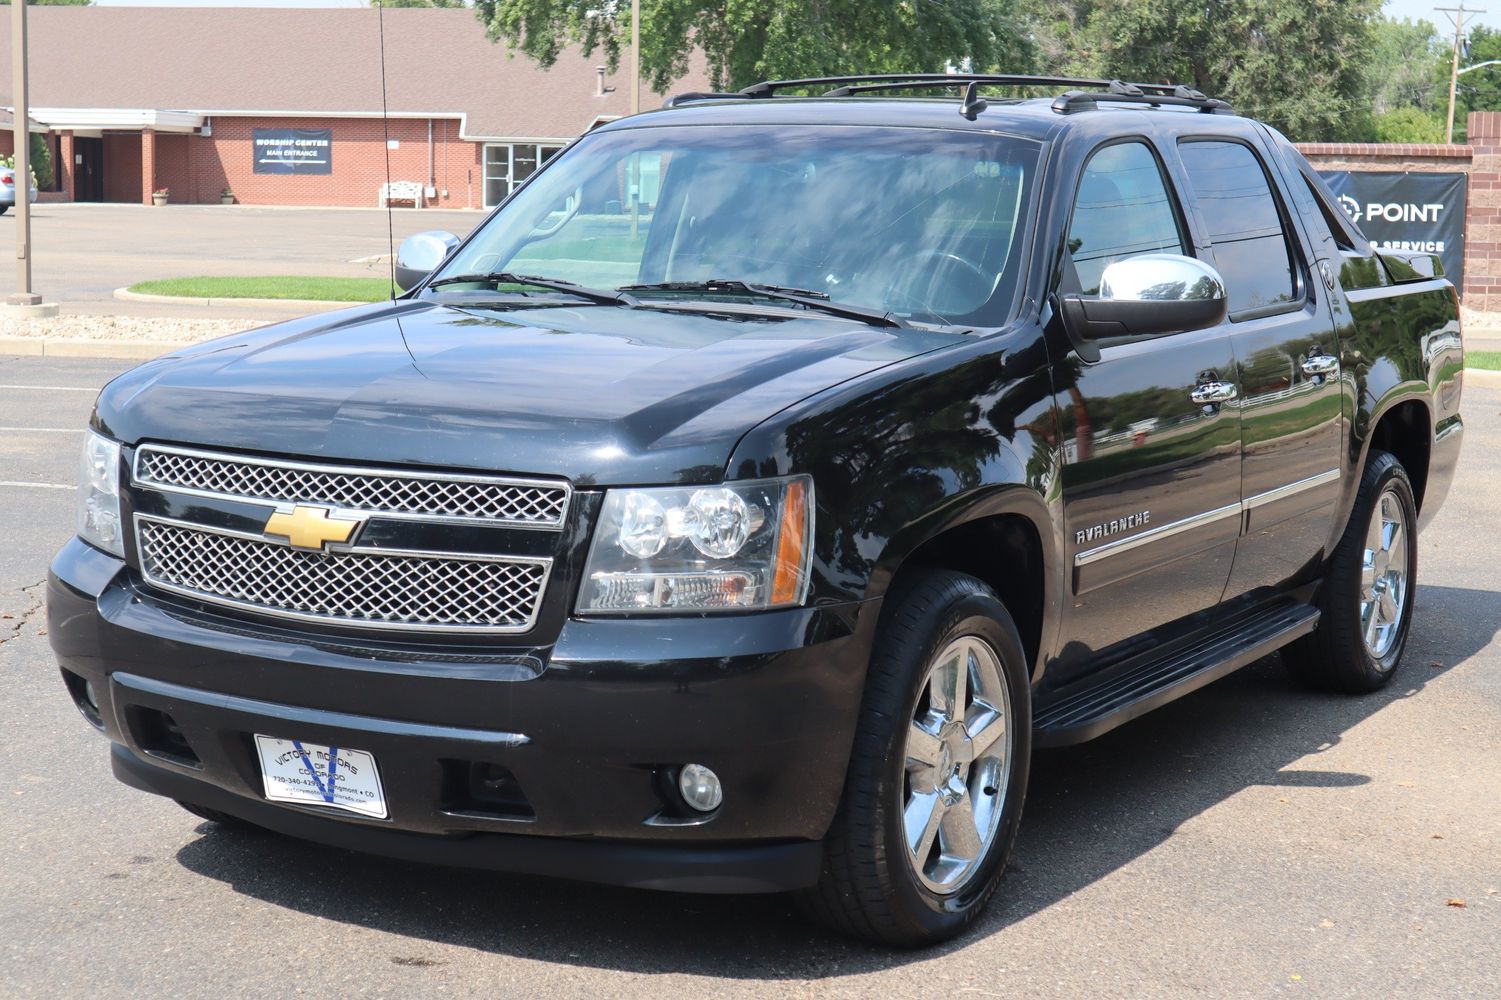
103,133,142,203
199,116,485,209
153,133,194,202
1462,113,1501,310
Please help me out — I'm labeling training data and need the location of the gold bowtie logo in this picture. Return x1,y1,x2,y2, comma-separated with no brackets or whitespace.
263,504,363,551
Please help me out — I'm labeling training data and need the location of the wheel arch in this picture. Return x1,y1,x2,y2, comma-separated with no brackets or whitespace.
869,487,1061,679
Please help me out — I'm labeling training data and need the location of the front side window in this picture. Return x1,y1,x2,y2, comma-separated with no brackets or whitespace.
1065,141,1187,294
437,125,1041,326
1178,140,1299,316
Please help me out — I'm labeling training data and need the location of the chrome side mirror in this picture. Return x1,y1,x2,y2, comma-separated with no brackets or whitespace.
1060,253,1228,349
394,230,461,291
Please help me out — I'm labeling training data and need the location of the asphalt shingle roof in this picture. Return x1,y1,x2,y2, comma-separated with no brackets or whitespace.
0,6,703,140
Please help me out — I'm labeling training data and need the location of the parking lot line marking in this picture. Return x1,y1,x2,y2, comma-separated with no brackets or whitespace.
0,481,74,491
0,427,82,433
0,384,99,393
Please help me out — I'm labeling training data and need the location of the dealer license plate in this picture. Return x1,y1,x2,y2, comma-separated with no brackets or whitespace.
253,735,388,819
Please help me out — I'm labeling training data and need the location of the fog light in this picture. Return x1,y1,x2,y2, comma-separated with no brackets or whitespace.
83,679,99,712
677,763,723,812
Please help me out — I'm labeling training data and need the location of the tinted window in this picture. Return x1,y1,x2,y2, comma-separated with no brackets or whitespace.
1178,140,1298,315
1066,142,1185,294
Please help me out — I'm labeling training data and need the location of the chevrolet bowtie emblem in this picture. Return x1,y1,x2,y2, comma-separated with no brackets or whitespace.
263,504,363,551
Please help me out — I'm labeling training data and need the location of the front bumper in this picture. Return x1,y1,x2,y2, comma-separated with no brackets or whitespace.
49,538,879,893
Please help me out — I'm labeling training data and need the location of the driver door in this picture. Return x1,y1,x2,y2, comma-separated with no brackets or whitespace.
1051,138,1242,685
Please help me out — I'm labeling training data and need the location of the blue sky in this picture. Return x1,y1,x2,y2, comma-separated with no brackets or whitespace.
1383,0,1497,30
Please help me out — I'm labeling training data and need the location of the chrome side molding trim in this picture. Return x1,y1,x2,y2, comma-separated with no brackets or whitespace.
1074,503,1242,567
1242,468,1342,510
1074,468,1341,567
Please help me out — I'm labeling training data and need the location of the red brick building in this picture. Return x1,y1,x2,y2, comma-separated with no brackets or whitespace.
0,6,703,209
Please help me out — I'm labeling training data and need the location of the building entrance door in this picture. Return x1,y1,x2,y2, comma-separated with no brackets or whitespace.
75,138,104,202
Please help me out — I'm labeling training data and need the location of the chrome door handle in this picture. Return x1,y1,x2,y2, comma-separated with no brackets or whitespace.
1301,355,1340,376
1190,381,1238,405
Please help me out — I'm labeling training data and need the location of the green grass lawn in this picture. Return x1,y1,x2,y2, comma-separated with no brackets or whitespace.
1469,350,1501,371
129,275,394,303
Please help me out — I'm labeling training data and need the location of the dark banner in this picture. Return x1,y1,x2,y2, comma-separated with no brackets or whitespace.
1318,170,1466,289
252,128,333,175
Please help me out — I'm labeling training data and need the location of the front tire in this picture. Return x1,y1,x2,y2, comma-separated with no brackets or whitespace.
799,570,1031,947
1285,450,1418,692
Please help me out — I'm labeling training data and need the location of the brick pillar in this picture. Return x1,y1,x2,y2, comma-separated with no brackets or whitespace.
57,130,74,201
1465,112,1501,311
141,127,156,205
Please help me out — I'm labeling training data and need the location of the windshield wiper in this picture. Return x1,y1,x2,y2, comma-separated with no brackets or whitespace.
618,279,902,328
428,271,636,306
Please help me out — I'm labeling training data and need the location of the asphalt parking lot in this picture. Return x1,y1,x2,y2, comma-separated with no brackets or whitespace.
0,203,483,319
1,355,1498,999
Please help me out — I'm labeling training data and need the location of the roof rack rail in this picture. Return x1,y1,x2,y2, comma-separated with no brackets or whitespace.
662,73,1232,117
1052,83,1232,115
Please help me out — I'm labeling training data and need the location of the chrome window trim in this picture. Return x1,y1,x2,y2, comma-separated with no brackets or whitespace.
133,513,553,635
1242,468,1341,510
1074,468,1342,567
131,443,572,532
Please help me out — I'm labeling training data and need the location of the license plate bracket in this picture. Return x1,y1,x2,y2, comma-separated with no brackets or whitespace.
253,735,388,819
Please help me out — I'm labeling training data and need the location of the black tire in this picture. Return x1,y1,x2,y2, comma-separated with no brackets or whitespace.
797,570,1032,947
176,799,253,828
0,205,8,215
1285,450,1418,693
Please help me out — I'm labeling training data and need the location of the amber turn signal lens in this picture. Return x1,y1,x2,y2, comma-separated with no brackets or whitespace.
770,478,809,605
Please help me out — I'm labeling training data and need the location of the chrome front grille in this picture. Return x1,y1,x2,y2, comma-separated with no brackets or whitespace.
136,517,550,634
134,445,570,528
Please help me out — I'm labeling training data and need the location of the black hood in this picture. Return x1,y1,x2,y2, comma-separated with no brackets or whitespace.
94,298,957,485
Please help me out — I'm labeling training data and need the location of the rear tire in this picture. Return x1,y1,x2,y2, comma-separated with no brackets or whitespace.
1285,450,1417,693
798,570,1031,947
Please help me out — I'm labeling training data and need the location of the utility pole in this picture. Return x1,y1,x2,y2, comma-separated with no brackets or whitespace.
1441,4,1487,144
629,0,641,116
8,0,37,309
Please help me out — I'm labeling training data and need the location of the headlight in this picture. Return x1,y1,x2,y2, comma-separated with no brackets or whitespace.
577,476,813,614
77,430,124,557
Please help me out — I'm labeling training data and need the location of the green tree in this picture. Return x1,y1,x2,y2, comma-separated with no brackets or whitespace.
1028,0,1382,141
1371,105,1445,142
471,0,1036,93
1367,17,1443,116
1444,24,1501,143
28,134,51,190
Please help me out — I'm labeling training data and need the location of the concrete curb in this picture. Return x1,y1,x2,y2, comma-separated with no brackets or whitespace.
1465,367,1501,386
113,287,364,312
0,336,193,360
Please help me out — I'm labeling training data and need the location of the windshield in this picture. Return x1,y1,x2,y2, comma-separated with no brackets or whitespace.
431,124,1039,326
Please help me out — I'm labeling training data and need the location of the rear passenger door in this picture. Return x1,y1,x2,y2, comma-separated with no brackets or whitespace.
1173,138,1343,599
1052,138,1242,684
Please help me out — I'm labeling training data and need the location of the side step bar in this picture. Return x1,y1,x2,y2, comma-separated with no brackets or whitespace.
1034,601,1321,747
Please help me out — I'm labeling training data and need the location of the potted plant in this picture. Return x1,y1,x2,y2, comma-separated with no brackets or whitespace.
220,187,235,206
152,187,170,207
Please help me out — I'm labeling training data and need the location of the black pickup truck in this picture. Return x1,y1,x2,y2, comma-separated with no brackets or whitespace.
49,74,1464,946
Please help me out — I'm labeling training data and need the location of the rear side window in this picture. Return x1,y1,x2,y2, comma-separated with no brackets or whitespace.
1178,140,1298,316
1066,141,1186,294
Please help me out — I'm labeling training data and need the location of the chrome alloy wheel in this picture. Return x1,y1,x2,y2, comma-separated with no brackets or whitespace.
902,635,1013,895
1361,486,1410,660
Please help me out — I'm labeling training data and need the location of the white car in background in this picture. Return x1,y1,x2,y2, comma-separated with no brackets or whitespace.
0,166,39,213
